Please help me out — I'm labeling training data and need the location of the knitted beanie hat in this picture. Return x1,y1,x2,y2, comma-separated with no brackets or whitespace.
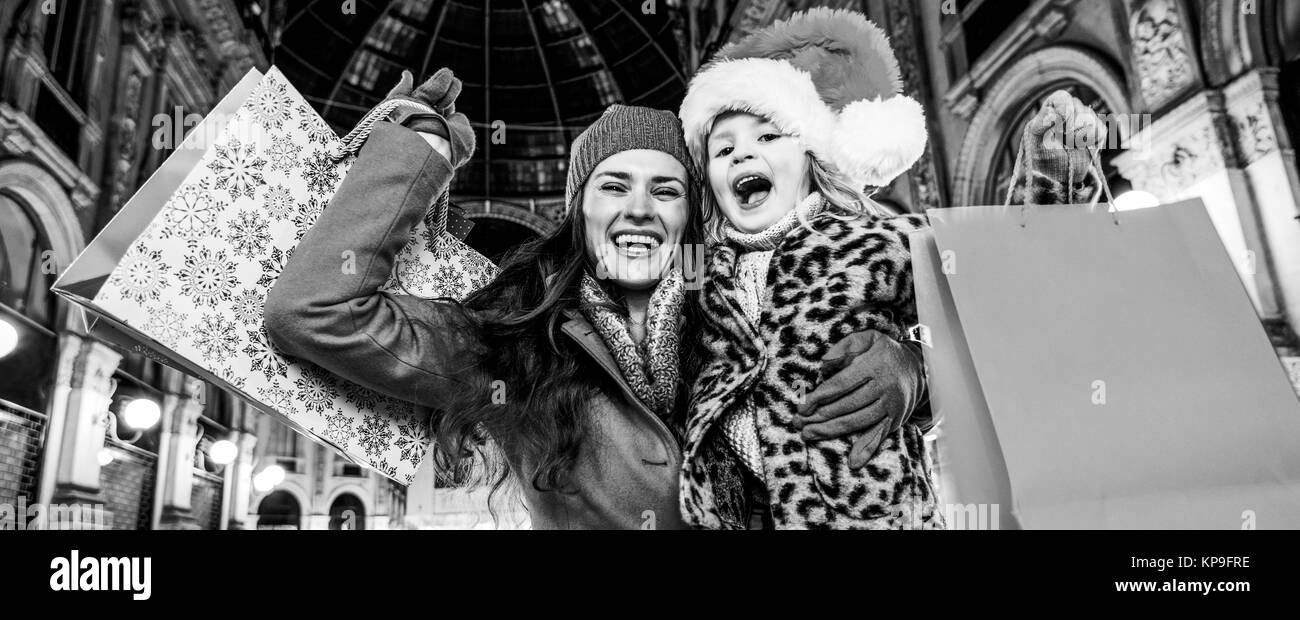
678,8,927,189
566,104,694,211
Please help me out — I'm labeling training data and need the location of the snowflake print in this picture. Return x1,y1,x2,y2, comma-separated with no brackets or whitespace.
262,184,296,220
430,268,464,297
250,78,293,130
143,300,187,347
302,149,340,196
257,246,293,289
160,184,225,247
177,247,239,308
376,463,399,481
294,366,339,415
256,384,297,417
193,313,240,364
298,106,336,146
243,326,289,381
322,409,357,446
265,133,303,173
394,260,432,290
216,365,247,390
357,413,395,461
226,209,270,259
293,196,325,241
341,381,379,412
231,288,265,325
207,136,267,200
394,415,429,464
112,243,170,304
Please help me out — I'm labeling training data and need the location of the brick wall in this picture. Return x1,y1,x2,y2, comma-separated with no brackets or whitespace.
0,403,45,506
190,470,224,530
99,442,156,530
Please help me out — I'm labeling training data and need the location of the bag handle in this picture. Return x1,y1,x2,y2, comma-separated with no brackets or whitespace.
331,98,439,159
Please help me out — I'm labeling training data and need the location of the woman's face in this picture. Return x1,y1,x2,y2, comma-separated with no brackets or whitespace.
582,149,690,292
706,112,811,234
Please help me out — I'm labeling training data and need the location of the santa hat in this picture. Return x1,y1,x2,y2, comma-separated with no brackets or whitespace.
679,8,927,189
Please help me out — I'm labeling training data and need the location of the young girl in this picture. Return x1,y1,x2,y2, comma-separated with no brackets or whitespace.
676,9,1104,529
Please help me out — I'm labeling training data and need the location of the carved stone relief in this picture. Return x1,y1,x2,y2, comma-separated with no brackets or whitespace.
1128,0,1200,110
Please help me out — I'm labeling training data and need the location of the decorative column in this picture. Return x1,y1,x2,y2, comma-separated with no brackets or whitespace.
48,334,122,507
155,372,204,529
225,402,258,530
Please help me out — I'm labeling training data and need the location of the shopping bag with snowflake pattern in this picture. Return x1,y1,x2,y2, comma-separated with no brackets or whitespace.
53,66,498,485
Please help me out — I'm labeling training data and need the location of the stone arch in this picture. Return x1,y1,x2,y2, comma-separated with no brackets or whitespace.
0,159,85,332
325,483,373,517
253,489,304,530
952,46,1132,207
1199,0,1271,85
459,201,555,236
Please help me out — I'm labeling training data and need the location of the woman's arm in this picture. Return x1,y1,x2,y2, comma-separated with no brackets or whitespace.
263,120,483,408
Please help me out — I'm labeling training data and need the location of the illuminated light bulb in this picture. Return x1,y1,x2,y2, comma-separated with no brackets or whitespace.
122,398,161,430
1113,190,1159,212
0,319,18,358
209,439,237,465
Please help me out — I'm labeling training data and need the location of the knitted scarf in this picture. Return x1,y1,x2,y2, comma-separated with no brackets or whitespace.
723,192,827,251
577,269,685,418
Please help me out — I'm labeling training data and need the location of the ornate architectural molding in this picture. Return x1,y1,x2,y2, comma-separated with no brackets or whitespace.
0,104,100,213
942,0,1078,118
1112,91,1231,200
883,0,946,212
1223,69,1284,167
1124,0,1203,111
179,0,267,90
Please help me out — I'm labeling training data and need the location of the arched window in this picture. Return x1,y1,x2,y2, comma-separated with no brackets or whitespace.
0,193,58,412
985,82,1129,205
328,493,366,530
0,193,55,326
256,490,302,530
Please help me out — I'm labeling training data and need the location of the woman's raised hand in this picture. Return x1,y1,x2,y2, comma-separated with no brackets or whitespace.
385,68,476,169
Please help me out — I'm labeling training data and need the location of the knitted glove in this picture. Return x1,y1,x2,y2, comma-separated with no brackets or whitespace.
793,329,927,469
1010,89,1108,205
384,69,476,169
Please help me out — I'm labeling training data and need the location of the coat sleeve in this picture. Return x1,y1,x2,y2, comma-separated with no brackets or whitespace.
263,120,485,408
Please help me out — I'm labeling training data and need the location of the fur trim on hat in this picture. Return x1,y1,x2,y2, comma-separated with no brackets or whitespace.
679,58,836,166
831,96,928,187
679,8,927,189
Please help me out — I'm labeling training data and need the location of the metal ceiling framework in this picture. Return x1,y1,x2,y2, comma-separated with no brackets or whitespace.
273,0,688,201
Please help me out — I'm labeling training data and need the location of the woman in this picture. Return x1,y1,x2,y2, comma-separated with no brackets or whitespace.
264,69,929,529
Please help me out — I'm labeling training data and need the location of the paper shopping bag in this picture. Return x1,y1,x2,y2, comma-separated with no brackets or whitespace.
918,200,1300,529
910,228,1020,530
53,67,497,485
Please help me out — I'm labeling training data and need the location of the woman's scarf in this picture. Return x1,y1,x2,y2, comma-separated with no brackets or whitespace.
577,269,685,417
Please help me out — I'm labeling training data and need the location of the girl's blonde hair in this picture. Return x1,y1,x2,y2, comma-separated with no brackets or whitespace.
700,151,889,244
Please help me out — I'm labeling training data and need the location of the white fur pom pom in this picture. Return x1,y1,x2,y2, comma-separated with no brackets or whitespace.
830,95,928,188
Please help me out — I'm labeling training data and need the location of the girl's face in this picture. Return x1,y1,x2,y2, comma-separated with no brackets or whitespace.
706,112,811,234
582,149,690,292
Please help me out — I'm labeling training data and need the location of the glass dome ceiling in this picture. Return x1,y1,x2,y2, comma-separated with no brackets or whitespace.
274,0,688,201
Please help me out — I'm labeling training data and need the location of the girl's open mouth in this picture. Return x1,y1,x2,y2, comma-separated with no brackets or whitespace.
732,174,773,209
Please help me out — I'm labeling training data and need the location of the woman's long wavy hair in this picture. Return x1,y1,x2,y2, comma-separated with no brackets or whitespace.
431,182,705,520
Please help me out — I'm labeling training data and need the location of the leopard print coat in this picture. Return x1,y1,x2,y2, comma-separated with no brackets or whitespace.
680,138,1098,530
683,210,943,529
